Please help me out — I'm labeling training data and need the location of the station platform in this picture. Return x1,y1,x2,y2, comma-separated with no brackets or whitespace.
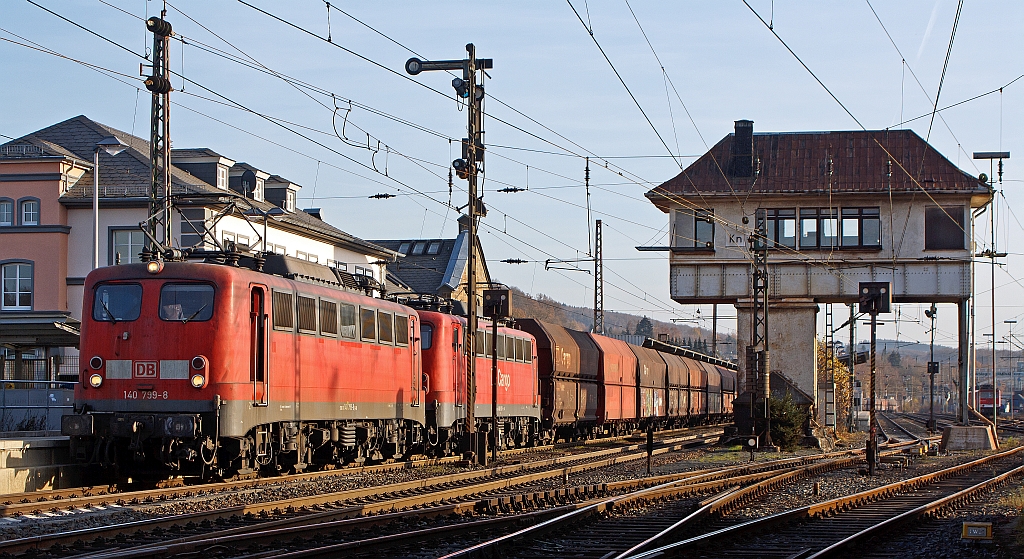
0,434,82,494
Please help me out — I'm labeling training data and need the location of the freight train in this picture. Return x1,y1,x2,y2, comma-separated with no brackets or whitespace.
61,254,735,478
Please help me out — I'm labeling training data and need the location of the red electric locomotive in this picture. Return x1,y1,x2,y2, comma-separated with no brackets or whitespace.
415,308,541,453
62,257,426,477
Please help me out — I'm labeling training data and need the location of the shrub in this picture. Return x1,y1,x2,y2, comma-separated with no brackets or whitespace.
769,393,808,451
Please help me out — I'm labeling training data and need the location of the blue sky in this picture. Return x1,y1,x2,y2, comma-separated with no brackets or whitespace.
1,1,1021,347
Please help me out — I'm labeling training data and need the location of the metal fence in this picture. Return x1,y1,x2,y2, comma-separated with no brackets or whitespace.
1,356,78,434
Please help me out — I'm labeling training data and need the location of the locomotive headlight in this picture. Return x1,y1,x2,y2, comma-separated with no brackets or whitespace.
146,260,164,274
89,356,103,370
191,355,208,370
88,373,103,388
190,373,206,388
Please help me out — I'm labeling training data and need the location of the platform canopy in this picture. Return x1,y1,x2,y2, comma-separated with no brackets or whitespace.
0,312,80,349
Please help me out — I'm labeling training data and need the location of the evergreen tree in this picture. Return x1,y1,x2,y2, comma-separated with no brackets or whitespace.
635,317,654,338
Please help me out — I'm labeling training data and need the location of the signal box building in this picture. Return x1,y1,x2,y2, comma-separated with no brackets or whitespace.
644,120,991,425
0,115,397,388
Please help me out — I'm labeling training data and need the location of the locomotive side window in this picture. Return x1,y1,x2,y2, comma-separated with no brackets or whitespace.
506,336,515,362
360,307,376,342
378,311,394,344
319,299,338,336
272,291,294,330
395,315,409,346
515,338,524,362
340,303,357,339
476,330,485,357
296,295,317,334
496,335,505,359
420,322,433,350
159,283,214,322
524,340,533,363
93,283,143,322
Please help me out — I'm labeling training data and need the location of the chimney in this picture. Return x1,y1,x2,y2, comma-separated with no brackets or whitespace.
730,120,754,178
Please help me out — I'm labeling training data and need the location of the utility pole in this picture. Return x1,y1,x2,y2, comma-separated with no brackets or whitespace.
748,208,771,448
849,303,856,433
593,219,604,334
926,303,938,433
407,46,493,462
145,12,173,252
974,150,1009,435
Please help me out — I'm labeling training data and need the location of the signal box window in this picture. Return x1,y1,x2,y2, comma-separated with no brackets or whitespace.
395,315,409,346
378,311,394,344
360,308,376,342
420,322,434,350
296,295,317,333
93,283,142,322
799,208,838,249
319,299,338,336
694,209,714,248
2,263,34,310
159,284,215,322
841,207,881,248
272,291,294,330
925,206,965,250
111,229,145,264
766,209,796,249
340,303,357,338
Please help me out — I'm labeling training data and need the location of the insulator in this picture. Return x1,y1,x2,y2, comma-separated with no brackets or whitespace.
146,17,173,37
145,76,173,94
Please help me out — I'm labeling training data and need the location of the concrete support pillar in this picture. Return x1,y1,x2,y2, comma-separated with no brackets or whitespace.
736,298,819,413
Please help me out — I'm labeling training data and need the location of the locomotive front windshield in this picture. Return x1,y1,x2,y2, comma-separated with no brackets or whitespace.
93,283,143,322
159,283,215,322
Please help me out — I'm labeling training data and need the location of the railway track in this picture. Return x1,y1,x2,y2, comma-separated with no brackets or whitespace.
621,444,1024,558
0,430,724,557
194,439,911,559
0,425,720,509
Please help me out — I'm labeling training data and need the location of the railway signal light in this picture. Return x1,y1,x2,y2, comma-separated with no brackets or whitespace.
483,289,511,318
452,78,470,98
452,158,470,179
858,282,891,315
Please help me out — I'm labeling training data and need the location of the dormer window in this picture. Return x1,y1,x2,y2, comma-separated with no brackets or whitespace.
217,166,227,189
398,242,411,255
253,178,264,201
427,241,442,255
286,190,296,212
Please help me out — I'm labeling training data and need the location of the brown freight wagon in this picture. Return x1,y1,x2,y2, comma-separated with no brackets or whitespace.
589,333,639,431
660,352,690,425
628,343,667,421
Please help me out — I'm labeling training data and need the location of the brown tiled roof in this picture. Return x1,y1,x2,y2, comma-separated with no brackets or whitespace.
650,128,988,200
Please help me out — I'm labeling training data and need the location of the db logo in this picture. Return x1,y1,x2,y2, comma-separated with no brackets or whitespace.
134,361,157,378
497,370,511,391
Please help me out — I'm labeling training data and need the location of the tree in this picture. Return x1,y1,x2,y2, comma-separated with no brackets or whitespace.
887,351,902,367
635,316,654,338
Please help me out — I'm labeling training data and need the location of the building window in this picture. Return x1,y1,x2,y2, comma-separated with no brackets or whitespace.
398,242,411,255
217,166,227,189
19,199,39,225
766,208,796,249
0,199,12,226
427,241,442,255
799,208,838,249
411,242,426,255
2,262,33,310
274,244,286,255
254,178,264,201
694,209,714,248
286,190,296,212
925,206,965,250
111,229,145,264
841,207,881,248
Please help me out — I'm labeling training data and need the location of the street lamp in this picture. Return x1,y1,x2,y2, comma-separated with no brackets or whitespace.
93,136,129,269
